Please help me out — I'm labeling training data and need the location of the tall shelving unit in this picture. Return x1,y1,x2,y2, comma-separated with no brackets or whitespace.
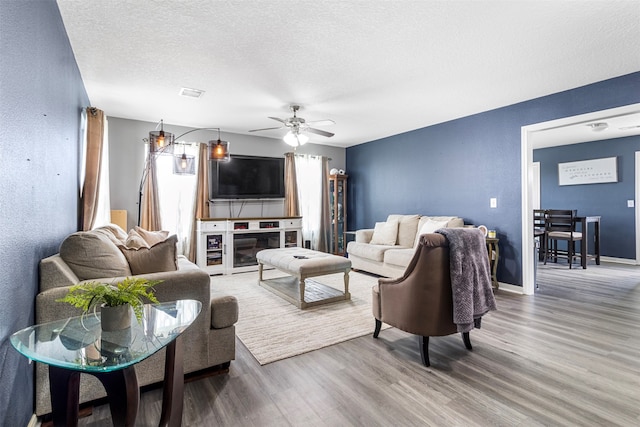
329,174,348,255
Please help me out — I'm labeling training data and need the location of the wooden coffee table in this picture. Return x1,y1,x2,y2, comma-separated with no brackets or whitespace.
256,247,352,309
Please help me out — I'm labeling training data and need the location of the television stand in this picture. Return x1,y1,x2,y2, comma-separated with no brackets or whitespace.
196,217,302,275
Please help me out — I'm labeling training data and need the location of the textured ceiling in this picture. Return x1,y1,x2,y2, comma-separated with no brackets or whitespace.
56,0,640,148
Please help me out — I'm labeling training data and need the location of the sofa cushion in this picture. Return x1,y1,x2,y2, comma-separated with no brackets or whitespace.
355,229,374,243
210,294,239,329
120,235,178,275
387,214,420,247
414,216,461,247
60,230,132,280
383,248,416,268
370,220,399,245
437,216,464,228
133,226,170,246
347,241,393,262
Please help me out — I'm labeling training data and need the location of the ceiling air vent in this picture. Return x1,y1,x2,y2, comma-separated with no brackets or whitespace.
179,87,205,98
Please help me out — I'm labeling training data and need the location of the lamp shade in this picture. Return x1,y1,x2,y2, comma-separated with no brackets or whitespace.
149,120,175,152
209,139,230,162
173,153,196,175
283,131,309,147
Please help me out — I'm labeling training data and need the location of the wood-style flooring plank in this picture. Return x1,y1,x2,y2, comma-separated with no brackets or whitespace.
67,262,640,426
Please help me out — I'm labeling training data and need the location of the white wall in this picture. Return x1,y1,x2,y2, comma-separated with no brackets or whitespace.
108,117,347,229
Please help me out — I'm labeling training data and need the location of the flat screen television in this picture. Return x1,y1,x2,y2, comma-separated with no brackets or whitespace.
210,155,285,199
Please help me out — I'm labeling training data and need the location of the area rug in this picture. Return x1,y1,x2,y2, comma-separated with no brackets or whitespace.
210,269,389,365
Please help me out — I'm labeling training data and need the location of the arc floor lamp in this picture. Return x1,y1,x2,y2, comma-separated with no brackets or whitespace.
137,120,231,226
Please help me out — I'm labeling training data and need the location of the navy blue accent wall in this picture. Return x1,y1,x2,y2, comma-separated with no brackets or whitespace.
0,1,88,424
347,72,640,286
534,136,640,259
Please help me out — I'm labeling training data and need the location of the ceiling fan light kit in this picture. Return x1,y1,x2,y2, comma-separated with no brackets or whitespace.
249,104,335,145
283,130,309,147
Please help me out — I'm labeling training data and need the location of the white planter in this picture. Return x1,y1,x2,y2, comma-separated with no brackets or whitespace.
100,303,132,331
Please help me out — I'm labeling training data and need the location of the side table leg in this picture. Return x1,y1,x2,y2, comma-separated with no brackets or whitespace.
159,336,184,427
94,367,139,427
49,366,80,427
493,244,500,289
595,220,601,265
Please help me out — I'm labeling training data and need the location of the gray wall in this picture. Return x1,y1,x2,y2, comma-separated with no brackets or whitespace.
108,117,346,229
0,1,89,425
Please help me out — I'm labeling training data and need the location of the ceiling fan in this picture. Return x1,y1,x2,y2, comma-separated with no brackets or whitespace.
249,105,335,143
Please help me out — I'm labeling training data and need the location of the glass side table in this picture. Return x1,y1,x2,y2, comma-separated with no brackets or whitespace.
485,237,500,289
11,299,202,427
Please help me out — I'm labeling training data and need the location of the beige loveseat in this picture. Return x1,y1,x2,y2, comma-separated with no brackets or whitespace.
347,214,464,278
34,224,238,416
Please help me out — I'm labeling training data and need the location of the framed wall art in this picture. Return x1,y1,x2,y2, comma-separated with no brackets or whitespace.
558,156,618,186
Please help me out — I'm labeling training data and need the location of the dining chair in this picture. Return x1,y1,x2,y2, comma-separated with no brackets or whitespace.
533,209,547,261
543,209,582,268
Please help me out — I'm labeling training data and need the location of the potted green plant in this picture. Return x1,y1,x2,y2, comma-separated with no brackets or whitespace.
57,277,161,330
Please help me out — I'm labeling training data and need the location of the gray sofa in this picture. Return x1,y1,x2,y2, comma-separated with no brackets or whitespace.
347,214,464,278
34,224,238,416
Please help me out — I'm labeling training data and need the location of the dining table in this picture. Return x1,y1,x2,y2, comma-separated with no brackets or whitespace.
574,215,601,269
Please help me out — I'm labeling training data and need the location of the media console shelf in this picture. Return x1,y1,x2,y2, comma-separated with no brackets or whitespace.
196,217,302,275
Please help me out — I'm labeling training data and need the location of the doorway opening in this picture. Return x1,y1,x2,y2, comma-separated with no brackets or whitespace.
520,103,640,295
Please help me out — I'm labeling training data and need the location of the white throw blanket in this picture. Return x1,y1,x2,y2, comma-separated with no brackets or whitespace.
436,228,497,332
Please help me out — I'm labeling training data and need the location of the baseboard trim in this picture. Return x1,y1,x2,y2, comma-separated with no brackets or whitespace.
495,282,524,294
600,256,637,265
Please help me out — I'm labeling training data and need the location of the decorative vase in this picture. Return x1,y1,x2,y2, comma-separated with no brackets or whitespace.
100,303,132,331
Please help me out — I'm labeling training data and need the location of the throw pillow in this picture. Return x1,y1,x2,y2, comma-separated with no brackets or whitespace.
414,219,450,247
387,214,420,247
123,229,150,249
60,231,132,280
133,226,169,246
120,234,178,275
92,225,128,247
97,224,128,242
370,220,399,246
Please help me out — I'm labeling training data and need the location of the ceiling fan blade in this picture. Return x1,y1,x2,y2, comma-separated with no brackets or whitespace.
248,126,284,132
268,116,287,124
306,119,335,126
306,127,334,138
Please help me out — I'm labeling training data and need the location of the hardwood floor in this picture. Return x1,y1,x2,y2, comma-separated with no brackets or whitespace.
74,262,640,426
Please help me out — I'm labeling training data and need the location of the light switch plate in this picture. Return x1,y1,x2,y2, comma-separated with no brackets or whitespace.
628,200,634,208
490,198,497,208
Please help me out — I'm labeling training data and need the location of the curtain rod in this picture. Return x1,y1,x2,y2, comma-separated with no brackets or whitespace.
289,153,332,161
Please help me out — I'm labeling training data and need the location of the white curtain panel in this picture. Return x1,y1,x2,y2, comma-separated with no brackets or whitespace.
156,143,199,255
295,154,323,249
93,117,111,228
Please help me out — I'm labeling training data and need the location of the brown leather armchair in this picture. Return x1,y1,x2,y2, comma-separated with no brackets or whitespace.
372,233,473,366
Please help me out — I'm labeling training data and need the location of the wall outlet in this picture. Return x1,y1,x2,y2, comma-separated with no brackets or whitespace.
490,198,497,208
628,200,635,208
